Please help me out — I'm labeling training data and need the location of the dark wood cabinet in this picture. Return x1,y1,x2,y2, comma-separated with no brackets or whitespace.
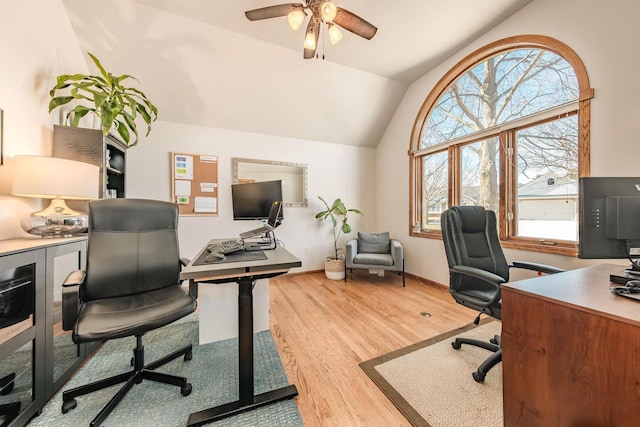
0,237,90,426
52,125,127,210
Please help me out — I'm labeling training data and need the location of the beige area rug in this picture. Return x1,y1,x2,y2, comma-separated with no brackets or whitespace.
360,320,502,427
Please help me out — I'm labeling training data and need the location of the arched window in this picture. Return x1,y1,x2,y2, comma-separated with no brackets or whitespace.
409,35,593,256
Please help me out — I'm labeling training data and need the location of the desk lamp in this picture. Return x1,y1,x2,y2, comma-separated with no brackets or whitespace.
12,155,99,237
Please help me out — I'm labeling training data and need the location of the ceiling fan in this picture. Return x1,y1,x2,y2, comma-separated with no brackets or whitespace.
245,1,377,59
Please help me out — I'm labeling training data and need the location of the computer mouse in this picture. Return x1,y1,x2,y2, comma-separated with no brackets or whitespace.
205,252,226,262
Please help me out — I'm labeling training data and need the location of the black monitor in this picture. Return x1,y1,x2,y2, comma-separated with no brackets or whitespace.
578,177,640,261
231,180,284,221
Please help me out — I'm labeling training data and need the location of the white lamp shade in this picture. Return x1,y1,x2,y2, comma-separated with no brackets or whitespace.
320,2,337,23
328,24,343,45
12,155,99,200
304,31,317,50
288,10,305,30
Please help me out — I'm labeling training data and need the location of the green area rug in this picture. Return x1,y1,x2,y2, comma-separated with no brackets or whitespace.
28,314,302,426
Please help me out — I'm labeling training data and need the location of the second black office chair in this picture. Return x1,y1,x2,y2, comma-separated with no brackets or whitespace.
60,199,197,426
441,205,563,382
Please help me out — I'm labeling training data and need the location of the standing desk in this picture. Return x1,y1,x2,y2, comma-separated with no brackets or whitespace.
180,241,302,426
501,263,640,426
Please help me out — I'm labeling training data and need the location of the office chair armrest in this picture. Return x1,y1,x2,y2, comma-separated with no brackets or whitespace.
177,258,197,298
62,270,86,331
511,261,565,275
390,240,403,265
451,265,506,286
451,265,504,306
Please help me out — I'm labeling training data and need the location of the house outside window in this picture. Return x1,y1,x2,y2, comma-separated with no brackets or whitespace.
409,35,593,255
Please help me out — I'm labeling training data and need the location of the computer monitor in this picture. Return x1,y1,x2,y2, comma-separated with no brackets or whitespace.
231,180,284,221
578,177,640,260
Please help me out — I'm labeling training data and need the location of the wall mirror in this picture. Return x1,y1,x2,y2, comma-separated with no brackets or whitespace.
232,158,308,207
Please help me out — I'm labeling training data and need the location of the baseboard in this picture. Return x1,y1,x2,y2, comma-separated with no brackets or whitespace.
404,273,448,291
279,269,448,291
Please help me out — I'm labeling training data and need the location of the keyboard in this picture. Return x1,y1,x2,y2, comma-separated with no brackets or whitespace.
207,239,245,255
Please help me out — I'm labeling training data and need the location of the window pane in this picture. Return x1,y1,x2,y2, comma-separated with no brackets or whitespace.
461,138,500,212
421,49,578,149
421,152,448,230
515,115,579,241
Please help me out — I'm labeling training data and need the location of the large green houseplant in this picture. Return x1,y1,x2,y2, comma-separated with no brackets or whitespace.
315,196,362,280
48,53,158,147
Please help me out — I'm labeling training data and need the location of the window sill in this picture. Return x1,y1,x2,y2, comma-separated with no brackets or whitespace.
411,229,578,257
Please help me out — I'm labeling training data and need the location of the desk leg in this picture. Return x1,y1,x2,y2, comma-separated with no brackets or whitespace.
187,277,298,426
238,276,254,406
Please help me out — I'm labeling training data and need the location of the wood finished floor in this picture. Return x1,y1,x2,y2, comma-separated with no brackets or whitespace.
269,271,478,426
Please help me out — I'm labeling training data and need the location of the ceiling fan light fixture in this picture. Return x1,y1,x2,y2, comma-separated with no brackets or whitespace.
320,1,337,23
287,10,305,30
303,31,317,50
328,24,343,45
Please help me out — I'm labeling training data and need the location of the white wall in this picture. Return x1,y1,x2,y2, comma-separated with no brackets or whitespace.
0,0,88,239
0,2,376,269
5,0,636,283
126,120,376,270
376,0,640,284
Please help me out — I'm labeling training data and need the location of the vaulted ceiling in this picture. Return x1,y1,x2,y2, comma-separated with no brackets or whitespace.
61,0,531,147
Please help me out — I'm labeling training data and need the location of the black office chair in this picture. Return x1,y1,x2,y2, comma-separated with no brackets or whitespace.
60,199,197,426
440,205,563,382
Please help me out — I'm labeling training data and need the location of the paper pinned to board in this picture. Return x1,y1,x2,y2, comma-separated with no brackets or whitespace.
174,155,193,179
194,196,217,213
200,182,217,193
175,180,191,196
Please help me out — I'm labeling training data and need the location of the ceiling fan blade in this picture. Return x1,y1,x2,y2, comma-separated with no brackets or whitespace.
333,7,377,40
245,4,304,21
303,19,320,59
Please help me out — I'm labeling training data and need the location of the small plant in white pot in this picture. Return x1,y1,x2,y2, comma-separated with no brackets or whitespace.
315,196,362,280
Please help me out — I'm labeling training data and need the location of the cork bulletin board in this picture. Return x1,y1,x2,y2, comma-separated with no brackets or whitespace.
171,152,219,216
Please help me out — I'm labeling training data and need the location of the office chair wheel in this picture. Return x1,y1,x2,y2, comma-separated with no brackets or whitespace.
472,371,486,383
181,383,192,396
451,341,462,350
62,398,77,414
184,350,192,361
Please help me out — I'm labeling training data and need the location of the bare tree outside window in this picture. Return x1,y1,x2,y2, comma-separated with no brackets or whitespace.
419,48,580,239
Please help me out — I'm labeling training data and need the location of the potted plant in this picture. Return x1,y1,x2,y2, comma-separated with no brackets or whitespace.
315,196,363,280
48,52,158,148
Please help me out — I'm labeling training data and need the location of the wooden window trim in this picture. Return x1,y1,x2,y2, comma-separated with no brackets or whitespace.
409,35,593,257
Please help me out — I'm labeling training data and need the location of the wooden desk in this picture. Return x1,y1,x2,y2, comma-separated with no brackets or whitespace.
501,263,640,426
180,242,301,426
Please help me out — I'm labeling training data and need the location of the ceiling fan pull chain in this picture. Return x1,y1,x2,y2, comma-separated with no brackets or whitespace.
321,26,324,60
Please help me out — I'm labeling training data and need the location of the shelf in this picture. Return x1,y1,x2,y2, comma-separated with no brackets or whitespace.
106,166,124,175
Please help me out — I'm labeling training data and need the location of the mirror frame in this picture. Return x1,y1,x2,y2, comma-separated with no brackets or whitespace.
232,157,308,207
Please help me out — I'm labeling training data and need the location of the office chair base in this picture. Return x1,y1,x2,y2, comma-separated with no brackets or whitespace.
452,336,502,383
61,338,193,427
